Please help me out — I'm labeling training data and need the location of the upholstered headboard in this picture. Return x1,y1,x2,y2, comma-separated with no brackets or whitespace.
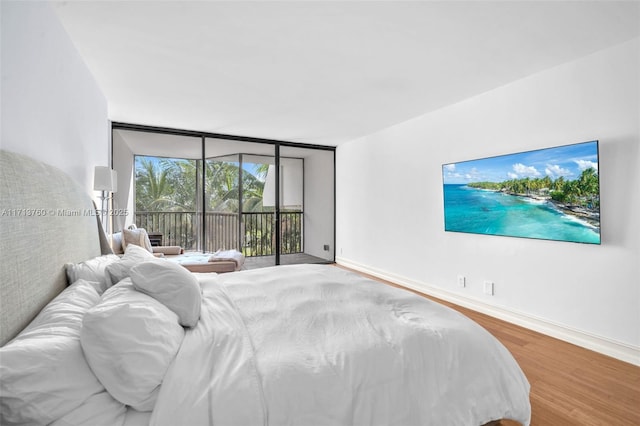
0,150,112,345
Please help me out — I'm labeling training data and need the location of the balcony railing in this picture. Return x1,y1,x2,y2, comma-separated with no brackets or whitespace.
135,211,303,256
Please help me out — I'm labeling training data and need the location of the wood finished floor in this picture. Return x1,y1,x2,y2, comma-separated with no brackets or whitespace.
338,265,640,426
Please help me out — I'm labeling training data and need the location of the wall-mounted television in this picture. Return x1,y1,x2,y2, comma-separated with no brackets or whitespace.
442,140,600,244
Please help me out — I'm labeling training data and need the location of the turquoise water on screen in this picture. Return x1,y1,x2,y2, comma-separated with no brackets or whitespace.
443,185,600,244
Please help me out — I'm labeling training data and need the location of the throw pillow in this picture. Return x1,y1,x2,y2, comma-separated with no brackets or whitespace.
122,228,153,252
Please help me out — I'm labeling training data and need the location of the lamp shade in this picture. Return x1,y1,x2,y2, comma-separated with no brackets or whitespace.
93,166,115,191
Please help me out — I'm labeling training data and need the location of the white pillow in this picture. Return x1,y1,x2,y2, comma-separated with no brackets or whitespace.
80,279,185,411
130,259,202,327
65,254,121,294
0,280,124,425
104,243,155,286
21,279,101,334
122,227,153,252
110,231,124,254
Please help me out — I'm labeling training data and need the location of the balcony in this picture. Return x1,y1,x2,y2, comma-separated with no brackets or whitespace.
135,211,303,256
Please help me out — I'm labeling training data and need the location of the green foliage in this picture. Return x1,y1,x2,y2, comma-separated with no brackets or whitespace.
467,181,501,190
135,158,178,211
135,156,284,255
135,156,267,213
467,168,599,209
550,190,566,203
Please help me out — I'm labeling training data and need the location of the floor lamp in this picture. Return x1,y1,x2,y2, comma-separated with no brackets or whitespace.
93,166,117,234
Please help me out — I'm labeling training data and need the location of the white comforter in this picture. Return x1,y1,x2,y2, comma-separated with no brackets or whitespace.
150,265,531,426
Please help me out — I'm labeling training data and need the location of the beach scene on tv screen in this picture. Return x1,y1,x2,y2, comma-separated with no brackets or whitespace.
442,141,600,244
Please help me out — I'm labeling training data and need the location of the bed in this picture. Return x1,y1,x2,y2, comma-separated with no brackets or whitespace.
0,149,531,426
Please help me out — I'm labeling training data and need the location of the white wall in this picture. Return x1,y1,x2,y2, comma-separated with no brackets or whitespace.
302,149,335,261
1,1,109,191
112,130,136,231
336,39,639,364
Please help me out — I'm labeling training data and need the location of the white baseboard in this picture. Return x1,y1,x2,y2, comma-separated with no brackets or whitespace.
336,256,640,367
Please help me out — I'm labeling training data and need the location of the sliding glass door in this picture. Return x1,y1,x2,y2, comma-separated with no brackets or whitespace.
113,129,203,250
267,156,304,257
134,154,200,249
279,145,334,265
205,138,276,268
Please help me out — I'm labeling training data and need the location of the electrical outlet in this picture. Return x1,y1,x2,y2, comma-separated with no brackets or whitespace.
457,275,466,288
323,244,330,251
483,281,494,295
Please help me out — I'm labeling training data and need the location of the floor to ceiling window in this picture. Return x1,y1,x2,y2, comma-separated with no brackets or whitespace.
112,125,335,268
204,137,277,267
134,155,200,250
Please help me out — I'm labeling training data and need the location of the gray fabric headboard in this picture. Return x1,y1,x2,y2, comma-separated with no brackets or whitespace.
0,150,112,346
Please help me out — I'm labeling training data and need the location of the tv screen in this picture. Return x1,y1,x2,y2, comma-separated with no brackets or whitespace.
442,140,600,244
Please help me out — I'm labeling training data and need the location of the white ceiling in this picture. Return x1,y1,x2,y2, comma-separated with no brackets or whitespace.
53,1,640,146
